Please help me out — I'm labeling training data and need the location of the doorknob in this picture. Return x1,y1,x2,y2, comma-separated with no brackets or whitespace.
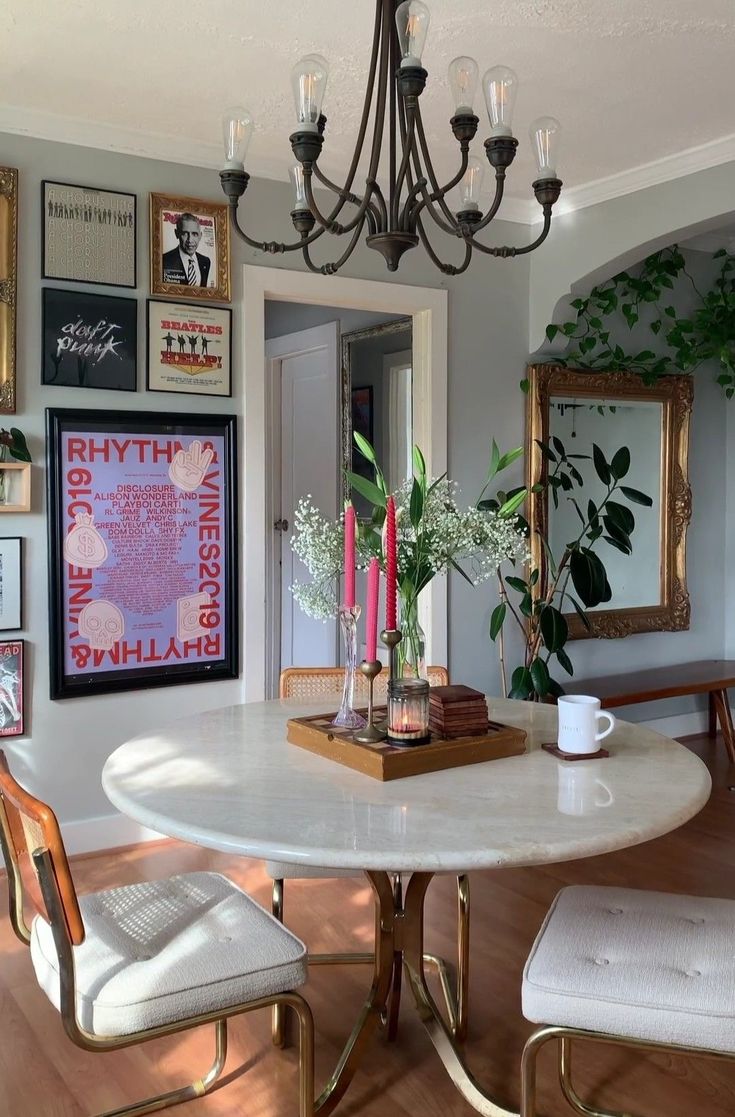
274,518,289,533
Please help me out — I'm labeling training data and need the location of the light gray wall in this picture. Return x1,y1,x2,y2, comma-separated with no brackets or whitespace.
728,405,735,659
265,300,403,339
1,130,531,840
531,247,728,723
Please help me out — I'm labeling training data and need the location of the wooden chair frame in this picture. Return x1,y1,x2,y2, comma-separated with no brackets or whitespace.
273,667,470,1050
0,752,315,1117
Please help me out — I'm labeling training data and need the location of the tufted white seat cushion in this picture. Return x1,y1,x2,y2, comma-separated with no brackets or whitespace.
30,872,307,1037
523,885,735,1053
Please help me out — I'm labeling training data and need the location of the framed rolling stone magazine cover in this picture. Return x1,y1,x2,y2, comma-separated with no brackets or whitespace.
147,300,232,397
46,408,238,698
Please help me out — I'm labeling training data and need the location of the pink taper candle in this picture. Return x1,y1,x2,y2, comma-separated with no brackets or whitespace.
365,558,380,661
385,496,397,630
343,502,356,608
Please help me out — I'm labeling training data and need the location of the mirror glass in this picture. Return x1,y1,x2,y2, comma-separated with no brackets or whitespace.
547,395,662,610
342,318,413,514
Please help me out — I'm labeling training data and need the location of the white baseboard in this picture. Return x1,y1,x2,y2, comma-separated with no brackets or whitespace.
61,813,166,857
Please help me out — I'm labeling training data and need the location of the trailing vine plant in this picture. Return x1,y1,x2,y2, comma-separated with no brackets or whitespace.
535,246,735,398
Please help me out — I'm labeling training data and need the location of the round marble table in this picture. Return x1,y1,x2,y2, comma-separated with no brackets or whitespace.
103,698,711,1116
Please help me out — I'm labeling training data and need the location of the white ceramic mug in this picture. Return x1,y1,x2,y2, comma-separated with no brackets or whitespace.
557,763,614,816
557,694,616,755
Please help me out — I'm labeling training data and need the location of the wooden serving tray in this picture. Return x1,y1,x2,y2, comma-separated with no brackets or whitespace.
287,707,527,781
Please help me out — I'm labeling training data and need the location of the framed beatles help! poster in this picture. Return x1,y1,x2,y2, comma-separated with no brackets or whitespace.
149,192,230,303
147,300,232,397
46,408,238,699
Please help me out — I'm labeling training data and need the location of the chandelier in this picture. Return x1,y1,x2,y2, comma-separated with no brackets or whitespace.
219,0,563,276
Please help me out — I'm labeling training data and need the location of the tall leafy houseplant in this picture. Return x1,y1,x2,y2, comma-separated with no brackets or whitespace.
486,437,652,700
537,246,735,397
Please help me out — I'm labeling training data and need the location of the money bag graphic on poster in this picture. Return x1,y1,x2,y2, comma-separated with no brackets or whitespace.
63,512,108,568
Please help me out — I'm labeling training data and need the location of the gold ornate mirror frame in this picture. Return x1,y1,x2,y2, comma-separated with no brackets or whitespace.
0,168,17,413
526,364,693,639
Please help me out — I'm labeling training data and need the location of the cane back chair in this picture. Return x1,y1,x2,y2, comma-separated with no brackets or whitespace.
271,666,470,1049
0,751,315,1117
521,884,735,1117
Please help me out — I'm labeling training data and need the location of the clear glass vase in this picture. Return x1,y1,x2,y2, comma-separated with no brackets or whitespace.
332,605,367,729
398,594,427,680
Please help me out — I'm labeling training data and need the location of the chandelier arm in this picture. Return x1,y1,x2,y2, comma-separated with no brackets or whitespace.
413,182,463,236
301,213,367,275
415,213,473,276
364,0,392,216
471,172,506,233
391,105,417,229
312,164,381,230
413,104,465,228
303,168,379,235
469,208,552,256
396,95,460,238
404,146,471,233
228,201,327,253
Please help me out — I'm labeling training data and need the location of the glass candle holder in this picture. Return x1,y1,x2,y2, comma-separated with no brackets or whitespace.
387,677,430,747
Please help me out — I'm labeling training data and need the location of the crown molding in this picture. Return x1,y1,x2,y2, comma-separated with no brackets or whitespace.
536,131,735,224
4,107,735,229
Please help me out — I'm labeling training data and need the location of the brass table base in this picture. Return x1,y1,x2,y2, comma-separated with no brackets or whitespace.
313,870,519,1117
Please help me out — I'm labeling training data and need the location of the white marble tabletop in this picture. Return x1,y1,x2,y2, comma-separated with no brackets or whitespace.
102,698,711,873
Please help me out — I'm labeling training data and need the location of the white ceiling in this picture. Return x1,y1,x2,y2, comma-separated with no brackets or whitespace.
2,0,735,223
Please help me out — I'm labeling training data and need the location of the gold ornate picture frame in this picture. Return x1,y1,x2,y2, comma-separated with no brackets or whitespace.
0,167,18,413
526,364,693,639
149,192,231,303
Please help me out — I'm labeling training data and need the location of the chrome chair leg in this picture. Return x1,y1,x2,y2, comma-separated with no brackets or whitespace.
271,879,288,1048
98,1019,228,1117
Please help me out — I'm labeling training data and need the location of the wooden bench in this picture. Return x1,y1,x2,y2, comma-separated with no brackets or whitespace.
567,659,735,763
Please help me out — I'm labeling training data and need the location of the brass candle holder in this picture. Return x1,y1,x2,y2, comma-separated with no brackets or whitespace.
352,660,387,744
380,627,403,683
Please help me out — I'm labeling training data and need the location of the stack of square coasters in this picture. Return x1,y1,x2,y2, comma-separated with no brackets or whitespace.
429,685,490,739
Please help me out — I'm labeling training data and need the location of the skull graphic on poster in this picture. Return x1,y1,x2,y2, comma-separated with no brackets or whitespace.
78,600,125,650
63,512,108,568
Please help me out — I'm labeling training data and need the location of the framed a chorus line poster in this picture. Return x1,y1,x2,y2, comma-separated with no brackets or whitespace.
46,408,238,699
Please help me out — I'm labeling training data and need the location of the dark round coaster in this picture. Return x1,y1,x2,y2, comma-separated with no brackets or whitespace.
542,742,610,761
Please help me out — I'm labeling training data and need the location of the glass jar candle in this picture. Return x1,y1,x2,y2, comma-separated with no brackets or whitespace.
387,677,430,747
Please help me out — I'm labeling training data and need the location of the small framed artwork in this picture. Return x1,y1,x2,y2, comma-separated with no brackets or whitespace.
147,300,232,397
46,407,238,699
150,193,231,303
0,538,22,630
0,640,24,736
42,181,136,288
0,465,30,513
42,287,137,391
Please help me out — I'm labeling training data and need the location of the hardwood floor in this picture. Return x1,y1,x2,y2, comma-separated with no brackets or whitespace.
2,733,735,1116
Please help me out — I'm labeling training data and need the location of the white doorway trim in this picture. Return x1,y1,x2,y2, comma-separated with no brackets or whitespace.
242,265,448,703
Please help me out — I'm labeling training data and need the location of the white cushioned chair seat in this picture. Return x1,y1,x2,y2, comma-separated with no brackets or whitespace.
523,885,735,1053
266,861,360,881
31,871,307,1037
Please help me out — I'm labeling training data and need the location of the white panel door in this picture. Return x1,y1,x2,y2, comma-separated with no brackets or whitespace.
265,322,339,686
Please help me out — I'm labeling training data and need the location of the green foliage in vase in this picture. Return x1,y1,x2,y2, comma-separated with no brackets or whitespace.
486,438,652,701
538,246,735,398
0,428,31,462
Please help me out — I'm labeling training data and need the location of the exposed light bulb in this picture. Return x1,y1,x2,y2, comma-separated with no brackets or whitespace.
483,66,518,137
529,116,561,179
221,107,253,170
395,0,430,69
291,55,329,132
458,157,485,211
289,164,309,211
448,56,479,114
